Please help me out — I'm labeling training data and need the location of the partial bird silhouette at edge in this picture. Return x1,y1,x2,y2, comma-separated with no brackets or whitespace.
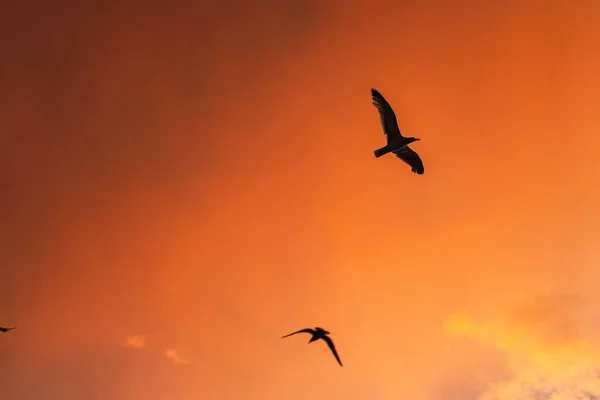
371,88,425,175
281,327,343,366
0,327,16,333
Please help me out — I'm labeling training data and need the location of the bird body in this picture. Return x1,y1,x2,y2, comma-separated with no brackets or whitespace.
281,327,343,366
0,327,16,333
373,137,418,158
371,88,425,174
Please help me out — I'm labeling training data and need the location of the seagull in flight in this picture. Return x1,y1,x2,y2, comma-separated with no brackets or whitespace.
281,327,343,366
371,88,425,175
0,327,16,333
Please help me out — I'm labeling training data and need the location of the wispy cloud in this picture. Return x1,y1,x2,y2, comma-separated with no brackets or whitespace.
124,335,147,348
164,349,190,365
123,336,190,366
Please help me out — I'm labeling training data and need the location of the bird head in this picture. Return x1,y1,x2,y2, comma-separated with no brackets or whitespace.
408,137,420,143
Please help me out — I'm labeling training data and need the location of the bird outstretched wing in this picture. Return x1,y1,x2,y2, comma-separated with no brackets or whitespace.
393,146,424,175
371,88,402,142
322,335,343,366
281,328,315,338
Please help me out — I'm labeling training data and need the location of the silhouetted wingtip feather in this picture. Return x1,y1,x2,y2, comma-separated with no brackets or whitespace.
322,335,343,367
393,146,424,175
370,88,386,104
370,88,402,140
281,328,315,339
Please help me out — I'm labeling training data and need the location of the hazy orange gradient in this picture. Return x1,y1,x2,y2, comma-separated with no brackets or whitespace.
2,0,600,399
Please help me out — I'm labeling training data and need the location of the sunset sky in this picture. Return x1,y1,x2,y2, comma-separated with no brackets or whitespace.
2,0,600,399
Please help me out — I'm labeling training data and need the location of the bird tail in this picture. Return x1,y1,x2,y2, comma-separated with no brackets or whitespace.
374,146,389,158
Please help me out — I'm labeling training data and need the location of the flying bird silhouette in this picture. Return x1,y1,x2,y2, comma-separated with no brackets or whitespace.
0,327,16,333
371,88,424,175
281,327,343,366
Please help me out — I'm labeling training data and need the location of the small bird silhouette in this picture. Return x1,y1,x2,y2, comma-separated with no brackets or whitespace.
0,327,16,333
281,327,343,366
371,88,425,175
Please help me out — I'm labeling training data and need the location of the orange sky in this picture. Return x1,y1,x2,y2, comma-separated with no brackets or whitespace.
2,1,600,399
